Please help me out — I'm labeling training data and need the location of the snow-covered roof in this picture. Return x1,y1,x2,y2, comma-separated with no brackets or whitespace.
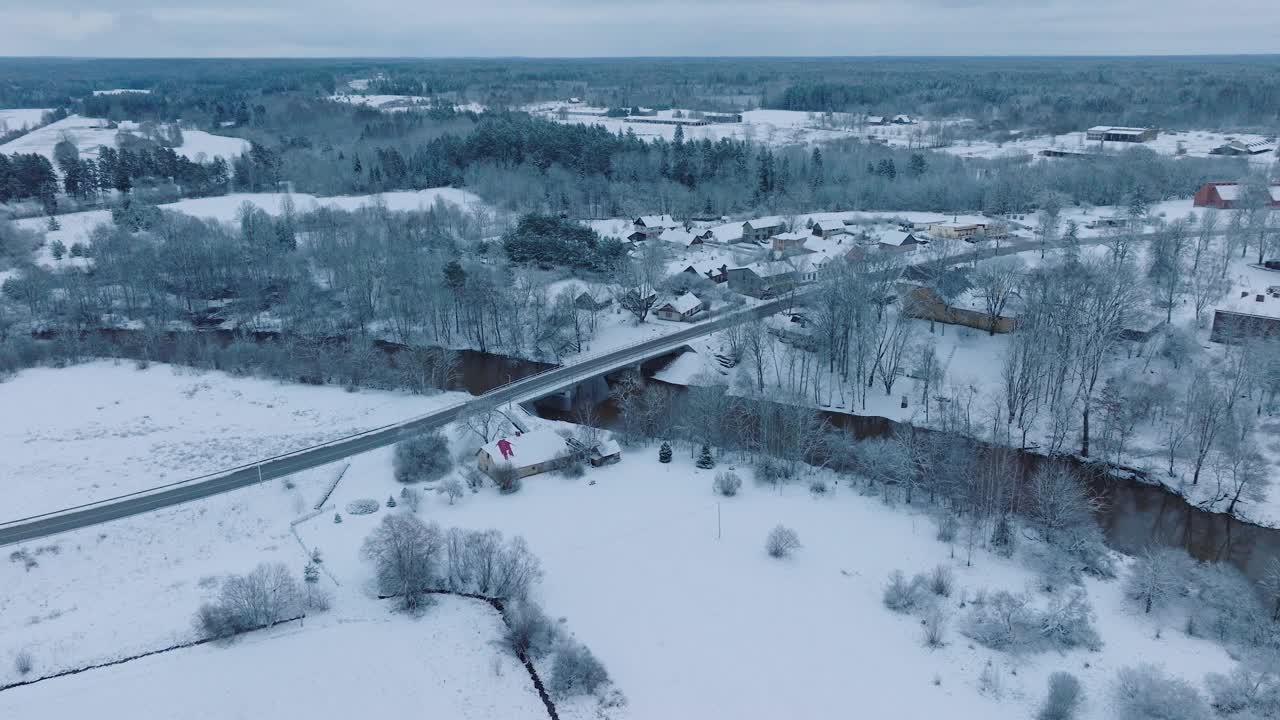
1214,184,1280,202
660,228,699,247
478,429,567,469
593,439,622,457
773,231,811,243
705,222,744,242
746,257,816,277
867,116,885,124
878,230,917,247
659,292,703,314
637,214,679,229
745,216,786,229
1088,126,1150,135
1218,289,1280,320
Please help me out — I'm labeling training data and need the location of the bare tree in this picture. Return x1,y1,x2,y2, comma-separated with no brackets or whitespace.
196,563,301,638
970,257,1024,335
457,400,515,444
362,514,445,611
765,525,802,558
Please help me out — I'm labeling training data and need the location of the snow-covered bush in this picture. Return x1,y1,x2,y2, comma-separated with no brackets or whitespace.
13,650,33,676
1113,665,1210,720
196,563,301,639
713,471,742,497
493,465,521,494
883,570,928,614
753,457,789,485
399,486,422,512
437,478,465,505
394,429,453,484
929,565,954,597
1206,666,1280,718
549,642,610,698
765,525,801,558
444,528,542,600
1191,563,1266,647
1038,672,1083,720
979,661,1003,698
964,589,1100,653
922,605,948,649
346,498,379,515
1124,547,1191,614
1039,589,1102,651
935,513,958,543
502,601,558,660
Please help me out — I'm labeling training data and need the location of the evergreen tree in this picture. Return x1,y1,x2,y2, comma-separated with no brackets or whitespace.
908,153,928,177
659,442,672,464
386,494,397,508
334,513,342,524
696,445,715,469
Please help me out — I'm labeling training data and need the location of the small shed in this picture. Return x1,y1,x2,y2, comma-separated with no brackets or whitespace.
589,439,622,467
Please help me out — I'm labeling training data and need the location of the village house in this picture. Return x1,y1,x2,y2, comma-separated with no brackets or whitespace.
877,230,921,253
809,220,849,238
682,263,729,284
574,291,611,312
892,114,915,125
1193,182,1280,210
742,216,787,243
925,219,1008,241
654,292,706,322
770,230,811,254
476,429,571,480
659,228,702,248
1085,126,1158,143
703,221,744,244
727,257,823,298
1209,288,1280,344
630,214,681,241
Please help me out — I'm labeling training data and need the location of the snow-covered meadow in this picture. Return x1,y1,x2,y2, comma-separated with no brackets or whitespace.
0,361,464,521
0,109,52,135
1,405,1243,720
0,114,250,166
938,127,1278,167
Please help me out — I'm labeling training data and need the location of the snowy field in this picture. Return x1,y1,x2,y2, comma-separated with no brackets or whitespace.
0,114,250,166
938,127,1278,167
527,104,959,148
328,94,486,114
14,188,487,266
0,362,464,521
0,108,52,134
1,409,1240,720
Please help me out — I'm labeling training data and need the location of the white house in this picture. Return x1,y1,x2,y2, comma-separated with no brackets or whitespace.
659,228,702,248
476,429,570,480
654,292,705,322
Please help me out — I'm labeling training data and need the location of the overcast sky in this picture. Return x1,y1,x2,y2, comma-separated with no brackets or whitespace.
2,1,1278,57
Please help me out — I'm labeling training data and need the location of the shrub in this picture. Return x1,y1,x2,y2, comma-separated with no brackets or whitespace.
765,525,801,558
559,455,585,478
936,513,958,543
696,445,715,469
964,591,1035,650
493,465,521,494
346,498,379,515
1114,665,1210,720
658,442,672,463
713,471,742,497
333,513,342,524
753,457,789,485
196,563,301,639
990,514,1016,558
1039,672,1083,720
14,650,33,675
503,601,558,660
400,486,421,512
386,495,397,508
883,570,928,613
445,528,542,600
929,565,954,597
549,642,610,698
1039,589,1102,652
1206,666,1280,718
922,606,948,649
394,430,453,484
809,477,829,495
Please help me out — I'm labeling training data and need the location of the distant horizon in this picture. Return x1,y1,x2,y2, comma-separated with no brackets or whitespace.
4,2,1278,58
3,53,1280,61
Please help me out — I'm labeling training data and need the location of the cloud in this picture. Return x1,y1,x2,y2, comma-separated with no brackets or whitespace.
1,1,1277,56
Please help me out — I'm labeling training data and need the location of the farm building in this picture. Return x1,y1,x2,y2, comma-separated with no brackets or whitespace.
702,222,744,244
654,292,706,322
476,429,570,480
1085,126,1158,143
659,228,702,248
682,263,729,284
742,217,787,243
1209,288,1280,344
1210,138,1274,156
634,214,680,232
809,220,849,238
589,439,623,467
1193,182,1280,210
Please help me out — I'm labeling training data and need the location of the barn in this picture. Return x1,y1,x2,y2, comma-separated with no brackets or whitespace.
1193,182,1280,210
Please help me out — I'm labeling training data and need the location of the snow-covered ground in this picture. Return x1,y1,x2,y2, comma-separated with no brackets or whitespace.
0,108,52,134
0,598,544,720
329,94,485,114
0,114,249,166
0,407,1240,720
91,89,150,96
939,127,1278,167
0,361,465,521
14,188,487,265
528,104,961,148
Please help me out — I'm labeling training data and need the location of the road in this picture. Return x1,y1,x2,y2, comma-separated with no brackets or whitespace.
0,296,793,546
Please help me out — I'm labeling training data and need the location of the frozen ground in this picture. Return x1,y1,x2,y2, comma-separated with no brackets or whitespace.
0,407,1239,720
328,94,486,114
0,598,544,720
15,188,487,266
0,114,250,167
0,361,464,521
938,127,1278,167
0,109,52,134
528,104,960,148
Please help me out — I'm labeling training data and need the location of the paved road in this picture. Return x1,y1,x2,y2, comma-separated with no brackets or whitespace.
0,296,794,547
